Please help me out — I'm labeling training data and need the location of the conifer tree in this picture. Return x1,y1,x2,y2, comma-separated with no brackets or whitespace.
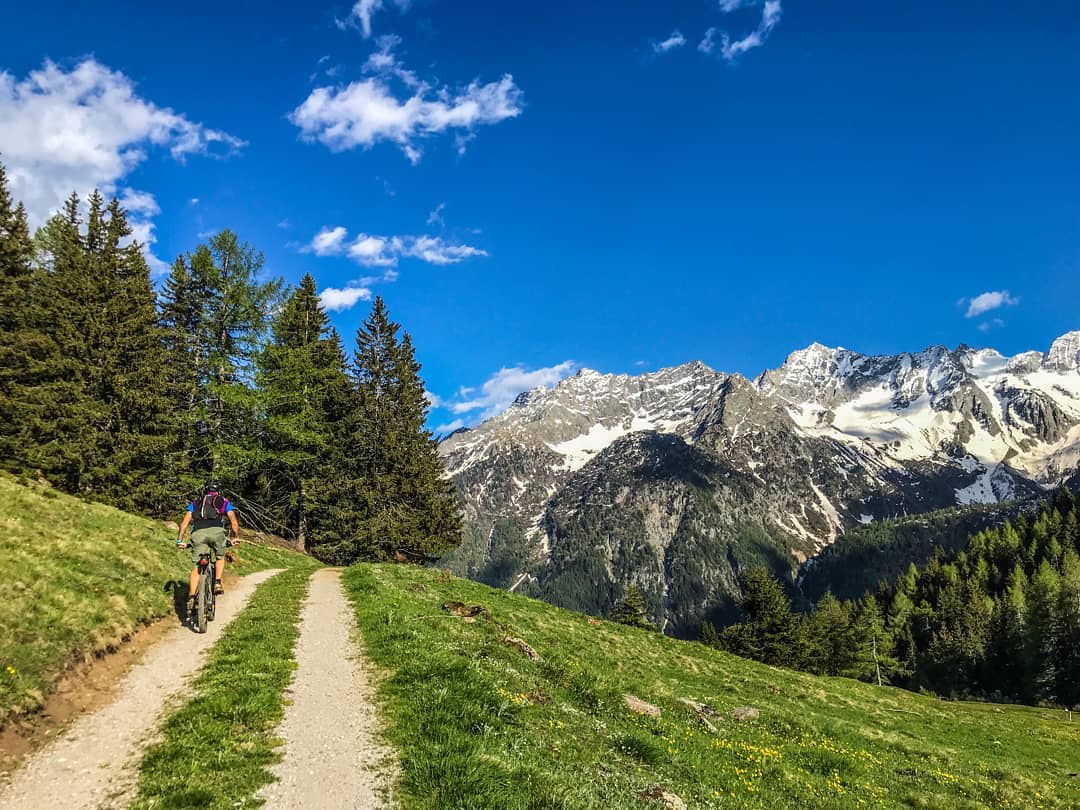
328,297,461,563
1054,549,1080,707
0,163,40,472
986,564,1029,700
720,567,799,668
258,274,346,549
612,585,656,630
801,591,853,675
699,620,720,647
159,231,281,489
1026,560,1061,701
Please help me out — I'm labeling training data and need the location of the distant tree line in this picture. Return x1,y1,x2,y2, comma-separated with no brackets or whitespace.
0,164,461,563
703,489,1080,707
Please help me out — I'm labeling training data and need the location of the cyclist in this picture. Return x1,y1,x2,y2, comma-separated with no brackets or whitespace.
176,480,240,618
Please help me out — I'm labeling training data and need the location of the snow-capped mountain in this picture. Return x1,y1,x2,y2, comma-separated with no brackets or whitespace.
439,331,1080,636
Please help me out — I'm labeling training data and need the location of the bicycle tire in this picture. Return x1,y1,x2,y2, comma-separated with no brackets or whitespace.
196,570,209,634
207,574,216,622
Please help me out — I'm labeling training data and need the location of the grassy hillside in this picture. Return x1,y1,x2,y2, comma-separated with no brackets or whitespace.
0,474,311,726
346,564,1080,810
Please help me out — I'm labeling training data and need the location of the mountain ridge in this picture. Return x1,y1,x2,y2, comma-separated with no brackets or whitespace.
439,330,1080,635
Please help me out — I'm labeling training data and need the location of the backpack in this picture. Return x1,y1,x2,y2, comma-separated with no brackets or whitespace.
193,491,227,529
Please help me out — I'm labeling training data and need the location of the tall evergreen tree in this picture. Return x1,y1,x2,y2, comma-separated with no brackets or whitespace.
1026,560,1061,701
0,163,41,472
611,585,656,629
801,591,853,676
322,297,461,563
1054,549,1080,707
159,231,281,489
719,567,800,668
258,274,346,549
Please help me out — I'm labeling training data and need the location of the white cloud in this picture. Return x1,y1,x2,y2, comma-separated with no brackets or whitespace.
362,34,420,88
698,28,718,54
653,30,687,54
290,52,523,163
434,419,466,434
277,218,291,229
341,0,412,38
965,291,1020,318
427,202,446,227
190,197,200,205
443,361,577,421
406,235,486,265
978,318,1006,332
306,225,349,256
0,58,244,273
714,0,783,62
303,226,488,268
319,285,372,312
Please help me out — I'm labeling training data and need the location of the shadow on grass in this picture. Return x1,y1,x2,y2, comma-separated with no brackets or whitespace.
164,580,189,625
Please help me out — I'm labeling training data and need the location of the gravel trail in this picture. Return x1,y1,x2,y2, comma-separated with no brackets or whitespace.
0,568,283,810
258,568,394,809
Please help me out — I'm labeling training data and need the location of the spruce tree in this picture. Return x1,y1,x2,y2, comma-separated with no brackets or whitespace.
258,274,345,549
334,297,462,563
611,585,656,630
801,591,853,676
1054,549,1080,707
722,568,799,668
699,620,720,647
159,231,281,490
0,163,40,472
1025,560,1061,701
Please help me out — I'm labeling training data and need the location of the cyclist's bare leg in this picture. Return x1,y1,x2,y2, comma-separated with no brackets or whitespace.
188,567,199,598
215,557,225,584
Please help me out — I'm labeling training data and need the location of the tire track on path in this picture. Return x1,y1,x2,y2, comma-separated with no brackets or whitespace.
258,568,394,809
0,568,283,810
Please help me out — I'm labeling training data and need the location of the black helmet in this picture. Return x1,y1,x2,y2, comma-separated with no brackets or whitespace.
204,479,222,493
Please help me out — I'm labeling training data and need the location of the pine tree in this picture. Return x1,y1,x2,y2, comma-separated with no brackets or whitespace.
28,194,105,492
327,297,462,563
1026,560,1062,701
986,564,1029,700
1054,549,1080,707
722,568,799,668
258,274,345,549
159,231,281,489
699,620,720,646
201,231,282,484
0,162,40,472
612,585,656,630
800,591,853,675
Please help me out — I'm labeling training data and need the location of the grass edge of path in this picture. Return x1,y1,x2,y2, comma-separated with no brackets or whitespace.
131,560,320,809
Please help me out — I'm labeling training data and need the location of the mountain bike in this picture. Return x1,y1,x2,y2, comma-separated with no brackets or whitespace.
178,539,238,634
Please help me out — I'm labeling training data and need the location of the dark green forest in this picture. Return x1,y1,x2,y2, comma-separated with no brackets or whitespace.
799,502,1019,604
707,489,1080,708
0,166,461,564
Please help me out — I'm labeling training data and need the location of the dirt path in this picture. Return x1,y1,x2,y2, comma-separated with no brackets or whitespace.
0,568,283,810
258,568,394,809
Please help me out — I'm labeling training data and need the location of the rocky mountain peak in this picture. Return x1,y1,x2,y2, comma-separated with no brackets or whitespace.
1045,331,1080,372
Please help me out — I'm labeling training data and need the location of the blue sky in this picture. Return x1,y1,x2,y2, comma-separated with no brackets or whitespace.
2,0,1079,432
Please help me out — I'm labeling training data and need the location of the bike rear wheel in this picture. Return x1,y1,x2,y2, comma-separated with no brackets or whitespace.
207,574,216,622
195,570,209,634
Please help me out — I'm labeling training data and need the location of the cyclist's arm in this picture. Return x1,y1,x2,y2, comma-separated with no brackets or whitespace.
177,511,192,545
227,510,241,543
